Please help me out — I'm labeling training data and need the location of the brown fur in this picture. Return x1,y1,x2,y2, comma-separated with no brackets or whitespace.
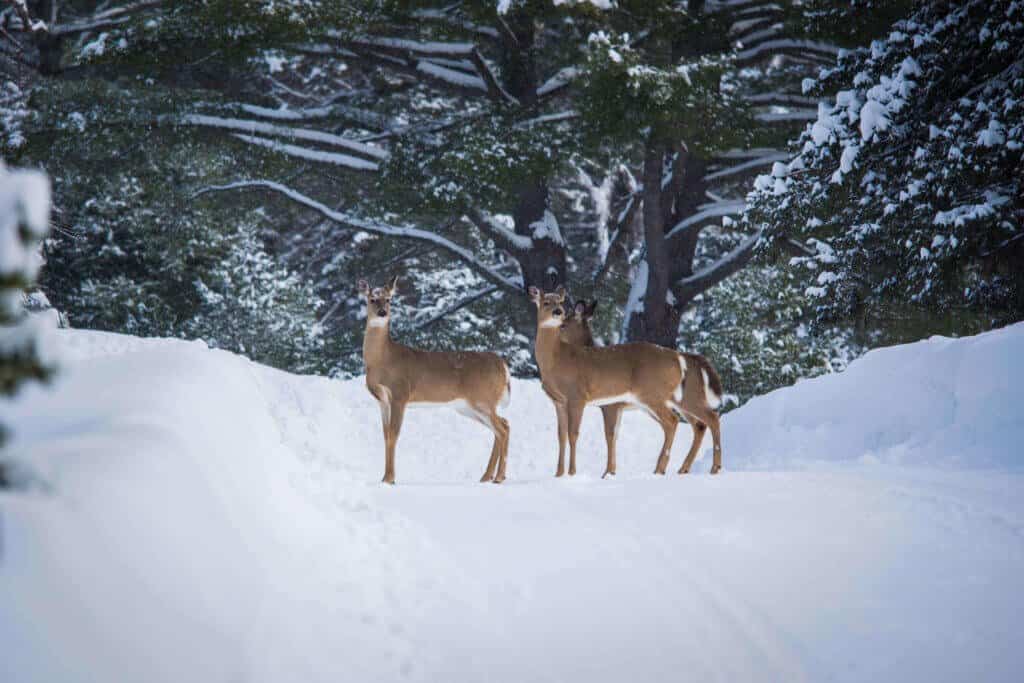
360,278,511,485
552,296,725,476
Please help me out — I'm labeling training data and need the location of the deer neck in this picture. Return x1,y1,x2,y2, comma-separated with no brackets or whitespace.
534,322,567,375
362,320,393,367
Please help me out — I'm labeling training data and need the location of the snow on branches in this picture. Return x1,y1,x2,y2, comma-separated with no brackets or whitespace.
748,0,1024,328
0,161,55,400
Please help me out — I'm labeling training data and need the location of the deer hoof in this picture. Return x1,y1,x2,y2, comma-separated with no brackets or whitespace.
602,470,615,479
492,476,505,485
678,467,690,475
480,473,493,483
555,469,565,478
710,465,721,475
382,477,395,485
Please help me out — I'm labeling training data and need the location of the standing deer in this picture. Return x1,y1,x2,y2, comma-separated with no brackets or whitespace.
360,277,511,484
531,286,723,477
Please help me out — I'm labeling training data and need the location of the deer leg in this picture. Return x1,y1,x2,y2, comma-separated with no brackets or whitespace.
382,400,406,485
491,412,510,484
653,406,678,475
567,400,585,477
476,407,509,483
600,404,623,478
554,402,568,477
679,421,707,475
481,439,500,483
706,411,723,474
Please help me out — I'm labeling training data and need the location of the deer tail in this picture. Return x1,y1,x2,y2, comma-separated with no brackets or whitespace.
682,353,723,410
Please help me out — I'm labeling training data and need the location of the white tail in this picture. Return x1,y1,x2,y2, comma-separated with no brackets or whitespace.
360,278,511,484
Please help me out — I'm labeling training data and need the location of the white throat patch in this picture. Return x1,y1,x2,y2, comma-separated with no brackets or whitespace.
540,318,563,328
368,317,388,327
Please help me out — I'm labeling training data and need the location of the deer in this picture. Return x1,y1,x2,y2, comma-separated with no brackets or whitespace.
359,277,511,485
530,286,723,478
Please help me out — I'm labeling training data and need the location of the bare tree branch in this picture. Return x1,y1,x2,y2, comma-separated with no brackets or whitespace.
405,285,500,331
671,230,762,305
463,208,533,254
180,114,389,162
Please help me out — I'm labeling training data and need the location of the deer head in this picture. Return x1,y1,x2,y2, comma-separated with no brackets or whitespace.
358,276,399,327
528,285,567,328
560,299,598,347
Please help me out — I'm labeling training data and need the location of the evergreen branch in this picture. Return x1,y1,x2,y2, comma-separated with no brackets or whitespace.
51,1,165,37
409,9,500,41
180,114,389,161
192,181,523,294
228,134,380,171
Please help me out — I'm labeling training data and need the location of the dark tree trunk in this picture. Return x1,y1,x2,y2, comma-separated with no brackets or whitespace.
35,34,64,75
500,5,567,351
512,178,565,292
503,5,564,293
30,0,63,75
625,140,677,346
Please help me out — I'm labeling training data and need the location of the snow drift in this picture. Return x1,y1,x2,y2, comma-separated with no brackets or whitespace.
2,324,1023,682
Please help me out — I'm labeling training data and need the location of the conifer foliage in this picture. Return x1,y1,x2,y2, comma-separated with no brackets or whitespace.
750,0,1024,338
0,161,54,443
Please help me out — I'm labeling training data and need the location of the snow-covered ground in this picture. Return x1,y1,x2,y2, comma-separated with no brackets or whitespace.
2,324,1023,682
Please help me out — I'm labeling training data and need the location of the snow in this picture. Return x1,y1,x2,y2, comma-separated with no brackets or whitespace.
181,114,389,160
529,209,564,245
3,324,1024,682
230,134,381,171
666,199,747,237
859,99,890,140
499,0,613,15
0,164,50,316
839,143,859,174
415,61,487,92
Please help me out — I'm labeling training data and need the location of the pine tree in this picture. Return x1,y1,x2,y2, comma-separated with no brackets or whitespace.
0,161,54,445
748,0,1024,343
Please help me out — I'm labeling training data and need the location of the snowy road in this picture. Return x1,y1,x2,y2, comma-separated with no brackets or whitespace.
371,469,1023,683
2,327,1023,682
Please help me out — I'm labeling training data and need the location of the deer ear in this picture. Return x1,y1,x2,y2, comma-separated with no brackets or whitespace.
574,300,587,316
586,299,598,318
357,279,370,295
554,285,567,302
528,286,541,303
387,275,399,295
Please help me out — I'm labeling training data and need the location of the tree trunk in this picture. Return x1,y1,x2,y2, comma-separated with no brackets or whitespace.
501,5,567,352
30,0,63,75
625,140,680,347
512,178,565,292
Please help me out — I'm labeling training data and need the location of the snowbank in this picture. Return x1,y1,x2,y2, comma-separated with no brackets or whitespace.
727,323,1024,470
2,324,1023,682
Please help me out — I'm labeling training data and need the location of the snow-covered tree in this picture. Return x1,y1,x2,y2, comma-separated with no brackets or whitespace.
184,219,325,372
0,161,54,445
749,0,1024,342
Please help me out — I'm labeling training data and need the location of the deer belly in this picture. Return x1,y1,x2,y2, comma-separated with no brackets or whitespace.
407,399,489,423
589,393,639,407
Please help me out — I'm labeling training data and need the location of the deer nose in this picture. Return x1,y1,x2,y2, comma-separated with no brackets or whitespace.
552,308,563,317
